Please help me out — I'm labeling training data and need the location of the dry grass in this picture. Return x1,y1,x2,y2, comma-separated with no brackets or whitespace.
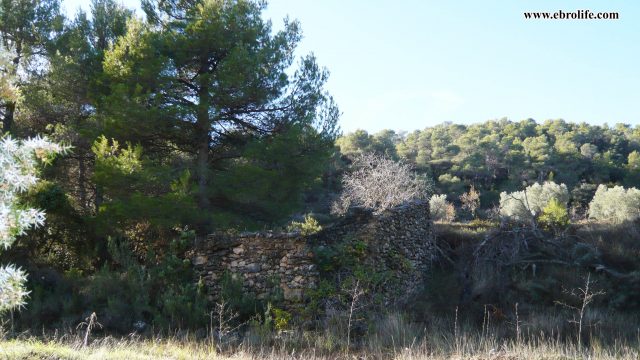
1,336,639,360
2,324,640,360
0,338,219,360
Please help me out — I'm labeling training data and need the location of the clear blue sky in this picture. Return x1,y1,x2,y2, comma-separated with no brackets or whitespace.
62,0,640,133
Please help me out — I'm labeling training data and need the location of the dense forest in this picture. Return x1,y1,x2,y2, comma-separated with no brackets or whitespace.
2,0,640,358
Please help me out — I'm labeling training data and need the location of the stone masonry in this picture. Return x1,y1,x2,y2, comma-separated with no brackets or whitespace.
192,231,318,305
191,200,434,309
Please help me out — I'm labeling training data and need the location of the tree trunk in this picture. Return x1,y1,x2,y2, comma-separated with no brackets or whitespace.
196,130,210,210
2,101,15,133
196,81,211,213
3,42,21,133
78,153,88,213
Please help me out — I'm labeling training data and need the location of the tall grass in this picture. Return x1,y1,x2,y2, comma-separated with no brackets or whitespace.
2,332,639,359
2,311,640,359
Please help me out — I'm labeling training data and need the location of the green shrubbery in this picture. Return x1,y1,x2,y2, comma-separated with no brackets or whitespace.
286,214,322,235
588,185,640,223
15,230,208,332
538,198,570,231
499,181,570,222
309,234,397,329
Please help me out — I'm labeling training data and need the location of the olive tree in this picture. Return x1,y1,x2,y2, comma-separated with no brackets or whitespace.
429,194,456,222
499,181,570,222
588,185,640,224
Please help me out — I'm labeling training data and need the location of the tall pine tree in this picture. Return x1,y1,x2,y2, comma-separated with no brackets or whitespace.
101,0,338,231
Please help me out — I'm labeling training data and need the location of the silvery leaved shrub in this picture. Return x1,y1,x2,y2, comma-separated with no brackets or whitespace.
499,181,569,222
588,185,640,224
0,136,67,312
429,194,456,222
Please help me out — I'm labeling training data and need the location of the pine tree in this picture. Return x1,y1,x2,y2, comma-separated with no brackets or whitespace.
102,0,339,230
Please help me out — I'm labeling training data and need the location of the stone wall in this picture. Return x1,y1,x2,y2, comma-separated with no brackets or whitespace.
191,201,434,309
192,231,318,306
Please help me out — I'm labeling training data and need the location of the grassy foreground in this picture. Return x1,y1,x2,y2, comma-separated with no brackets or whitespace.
1,335,640,360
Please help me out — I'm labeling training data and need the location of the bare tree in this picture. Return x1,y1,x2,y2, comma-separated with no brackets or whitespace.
555,273,605,347
209,298,243,351
344,279,365,352
333,153,432,215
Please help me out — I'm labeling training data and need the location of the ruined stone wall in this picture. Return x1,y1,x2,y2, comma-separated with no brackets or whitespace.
191,201,434,309
308,201,435,306
192,232,318,306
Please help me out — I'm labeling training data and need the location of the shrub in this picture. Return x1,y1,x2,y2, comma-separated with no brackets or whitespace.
459,185,480,218
148,230,208,329
272,308,292,331
437,173,465,194
287,214,322,235
570,183,598,219
16,231,208,332
216,271,285,324
332,153,432,215
588,185,640,224
499,181,570,222
84,263,151,332
0,136,66,313
429,194,456,222
538,198,569,231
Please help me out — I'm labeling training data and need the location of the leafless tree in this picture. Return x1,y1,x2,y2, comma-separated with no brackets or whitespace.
346,280,365,351
555,273,605,347
333,153,432,215
209,298,243,351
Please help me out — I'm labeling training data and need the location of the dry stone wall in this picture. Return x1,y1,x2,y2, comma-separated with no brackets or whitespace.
192,231,318,305
192,201,435,309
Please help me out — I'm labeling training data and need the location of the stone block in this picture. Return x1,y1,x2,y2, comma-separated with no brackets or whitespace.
233,246,244,254
246,263,261,273
193,255,207,266
282,286,303,301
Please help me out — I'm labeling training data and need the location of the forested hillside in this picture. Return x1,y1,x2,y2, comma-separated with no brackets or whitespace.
337,120,640,216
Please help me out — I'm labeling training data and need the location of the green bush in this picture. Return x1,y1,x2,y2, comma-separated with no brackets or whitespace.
148,230,208,329
14,230,208,333
272,307,292,331
85,264,151,332
539,198,569,231
588,185,640,223
499,181,570,222
219,271,262,320
15,267,84,329
287,214,322,235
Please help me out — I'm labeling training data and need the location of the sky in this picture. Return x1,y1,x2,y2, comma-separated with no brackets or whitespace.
61,0,640,133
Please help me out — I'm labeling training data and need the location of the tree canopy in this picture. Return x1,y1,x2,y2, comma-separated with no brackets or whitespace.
0,0,340,275
338,119,640,211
